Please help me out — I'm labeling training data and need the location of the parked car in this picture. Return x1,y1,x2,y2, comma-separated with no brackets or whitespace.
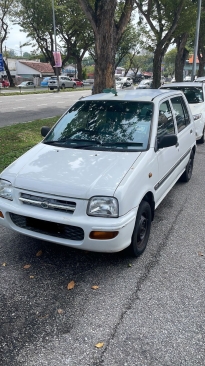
116,76,133,84
71,78,84,87
83,79,94,85
136,79,153,89
184,76,192,82
195,76,205,82
116,81,133,89
160,82,205,143
0,89,196,257
0,79,10,87
40,77,51,87
48,76,76,90
18,81,35,88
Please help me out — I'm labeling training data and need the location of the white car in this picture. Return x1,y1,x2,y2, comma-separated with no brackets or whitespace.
160,82,205,143
116,76,133,84
0,89,196,257
48,76,76,90
137,79,153,89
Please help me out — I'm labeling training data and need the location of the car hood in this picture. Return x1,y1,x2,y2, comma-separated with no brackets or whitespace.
2,143,142,199
188,102,205,115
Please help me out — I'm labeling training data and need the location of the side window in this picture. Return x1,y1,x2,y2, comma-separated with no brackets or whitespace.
170,96,190,132
157,100,175,140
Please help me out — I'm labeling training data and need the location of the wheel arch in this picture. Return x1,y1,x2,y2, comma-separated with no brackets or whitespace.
141,191,155,221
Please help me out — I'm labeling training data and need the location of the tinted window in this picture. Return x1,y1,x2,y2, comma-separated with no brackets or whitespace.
157,100,175,140
161,86,203,103
171,96,190,132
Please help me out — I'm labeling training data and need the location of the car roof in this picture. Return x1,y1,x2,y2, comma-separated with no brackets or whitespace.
81,89,184,102
161,82,203,88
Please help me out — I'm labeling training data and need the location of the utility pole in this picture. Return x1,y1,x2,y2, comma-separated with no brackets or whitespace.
191,0,202,81
52,0,60,91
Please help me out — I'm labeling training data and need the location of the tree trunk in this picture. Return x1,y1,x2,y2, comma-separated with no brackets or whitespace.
93,19,117,93
197,36,205,77
174,33,189,82
78,0,135,94
152,47,163,88
3,60,15,87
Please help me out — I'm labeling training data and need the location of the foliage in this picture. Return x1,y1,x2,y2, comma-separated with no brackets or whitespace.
164,48,177,76
134,0,196,87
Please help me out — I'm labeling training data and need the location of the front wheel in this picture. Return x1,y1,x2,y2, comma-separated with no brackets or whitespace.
73,84,76,89
129,200,152,257
180,150,194,182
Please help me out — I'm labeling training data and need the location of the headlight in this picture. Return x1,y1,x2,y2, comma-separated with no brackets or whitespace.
193,113,202,120
0,179,13,200
87,196,119,218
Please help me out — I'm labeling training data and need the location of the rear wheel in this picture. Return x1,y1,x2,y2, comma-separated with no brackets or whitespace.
73,83,76,89
180,150,194,182
61,84,65,89
129,200,152,257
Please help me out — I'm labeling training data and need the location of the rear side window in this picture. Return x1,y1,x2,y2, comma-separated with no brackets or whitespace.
170,96,191,132
157,100,175,140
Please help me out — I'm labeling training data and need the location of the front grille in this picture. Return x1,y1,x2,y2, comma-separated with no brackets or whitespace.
9,213,84,241
19,193,76,214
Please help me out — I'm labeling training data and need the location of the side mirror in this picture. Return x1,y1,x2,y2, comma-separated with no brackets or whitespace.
41,126,51,137
158,134,178,149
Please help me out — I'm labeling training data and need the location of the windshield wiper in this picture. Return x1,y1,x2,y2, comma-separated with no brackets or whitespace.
101,142,143,147
43,138,67,145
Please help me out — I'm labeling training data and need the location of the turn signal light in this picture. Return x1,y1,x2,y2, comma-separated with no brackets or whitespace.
89,231,119,240
0,211,4,218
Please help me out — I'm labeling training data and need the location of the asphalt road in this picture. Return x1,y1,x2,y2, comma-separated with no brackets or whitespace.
0,89,91,127
0,142,205,365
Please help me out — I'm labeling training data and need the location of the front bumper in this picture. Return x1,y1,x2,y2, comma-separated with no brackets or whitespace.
0,190,137,253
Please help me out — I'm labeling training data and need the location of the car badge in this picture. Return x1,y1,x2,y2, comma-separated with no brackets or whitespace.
41,201,49,209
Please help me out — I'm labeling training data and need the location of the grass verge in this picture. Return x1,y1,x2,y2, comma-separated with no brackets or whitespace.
0,117,59,173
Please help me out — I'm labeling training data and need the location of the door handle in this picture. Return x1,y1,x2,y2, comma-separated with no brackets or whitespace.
176,142,179,147
190,129,193,134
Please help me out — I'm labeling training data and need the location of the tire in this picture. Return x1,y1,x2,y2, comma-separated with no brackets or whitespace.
61,84,65,89
129,200,152,257
81,83,84,87
49,87,54,90
198,128,205,144
73,84,76,89
180,150,194,182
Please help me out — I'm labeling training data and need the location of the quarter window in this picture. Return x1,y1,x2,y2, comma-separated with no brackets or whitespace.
170,96,190,132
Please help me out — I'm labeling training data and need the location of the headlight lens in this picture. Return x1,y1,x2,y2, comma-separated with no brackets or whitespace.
193,113,202,120
0,179,13,200
87,197,119,217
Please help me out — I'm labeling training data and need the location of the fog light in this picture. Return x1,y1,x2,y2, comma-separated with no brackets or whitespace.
89,231,119,240
0,211,4,218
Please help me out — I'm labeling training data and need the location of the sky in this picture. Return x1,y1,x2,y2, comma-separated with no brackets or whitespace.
5,24,32,55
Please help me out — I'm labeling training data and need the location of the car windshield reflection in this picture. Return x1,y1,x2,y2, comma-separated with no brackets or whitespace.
43,100,153,151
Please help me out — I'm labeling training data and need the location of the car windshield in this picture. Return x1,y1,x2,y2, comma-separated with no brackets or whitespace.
43,100,153,151
162,86,203,103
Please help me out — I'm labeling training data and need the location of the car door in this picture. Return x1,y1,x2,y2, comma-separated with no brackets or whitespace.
169,95,194,171
154,99,180,205
65,77,72,87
